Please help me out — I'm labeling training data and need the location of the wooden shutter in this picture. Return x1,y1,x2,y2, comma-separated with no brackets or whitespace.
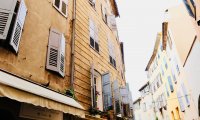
10,0,27,52
177,91,185,112
120,88,129,104
113,80,121,114
46,28,65,77
102,73,112,111
90,64,95,107
113,80,120,100
110,15,117,31
181,83,190,107
0,0,17,40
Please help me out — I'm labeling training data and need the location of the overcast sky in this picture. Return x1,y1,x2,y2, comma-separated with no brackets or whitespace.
116,0,181,100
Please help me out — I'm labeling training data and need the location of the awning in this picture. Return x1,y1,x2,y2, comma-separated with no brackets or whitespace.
0,70,85,118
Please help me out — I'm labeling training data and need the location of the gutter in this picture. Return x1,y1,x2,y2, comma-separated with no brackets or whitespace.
70,0,76,89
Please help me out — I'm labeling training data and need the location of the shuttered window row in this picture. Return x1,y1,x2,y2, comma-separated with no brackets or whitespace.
0,0,27,53
0,0,67,77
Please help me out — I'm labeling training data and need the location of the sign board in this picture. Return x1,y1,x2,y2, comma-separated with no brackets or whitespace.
19,103,63,120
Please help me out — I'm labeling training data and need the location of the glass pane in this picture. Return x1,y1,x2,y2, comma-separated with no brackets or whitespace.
62,1,66,15
54,0,60,8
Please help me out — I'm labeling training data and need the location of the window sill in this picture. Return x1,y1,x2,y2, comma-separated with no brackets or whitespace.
89,45,100,55
109,62,117,70
53,5,68,18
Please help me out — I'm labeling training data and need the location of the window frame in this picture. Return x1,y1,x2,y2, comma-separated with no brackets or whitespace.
53,0,68,18
89,19,99,53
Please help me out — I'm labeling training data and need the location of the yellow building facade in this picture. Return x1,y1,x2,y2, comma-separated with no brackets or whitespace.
0,0,131,120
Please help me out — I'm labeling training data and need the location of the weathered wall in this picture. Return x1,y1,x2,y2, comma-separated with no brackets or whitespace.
74,0,125,110
0,0,73,92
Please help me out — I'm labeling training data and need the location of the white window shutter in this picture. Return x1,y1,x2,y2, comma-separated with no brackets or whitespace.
120,88,129,104
110,15,117,31
181,83,190,107
102,73,112,111
46,28,66,77
94,24,98,42
177,91,185,112
58,34,65,77
89,19,95,39
113,80,120,100
10,0,27,52
101,5,106,21
0,0,17,40
90,64,95,107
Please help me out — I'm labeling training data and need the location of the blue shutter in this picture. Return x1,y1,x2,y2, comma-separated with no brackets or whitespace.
177,91,185,112
102,73,112,111
113,80,121,114
168,76,174,92
120,88,129,104
181,83,190,107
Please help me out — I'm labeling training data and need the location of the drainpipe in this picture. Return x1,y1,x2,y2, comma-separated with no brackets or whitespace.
70,0,76,89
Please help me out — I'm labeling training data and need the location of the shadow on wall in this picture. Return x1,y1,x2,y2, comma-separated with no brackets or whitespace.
199,95,200,117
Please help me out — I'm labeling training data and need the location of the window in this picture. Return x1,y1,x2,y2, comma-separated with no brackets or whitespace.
165,84,169,97
46,28,65,77
183,0,194,17
102,73,112,111
113,80,121,114
107,15,117,31
53,0,68,17
173,57,180,75
163,57,168,69
161,65,164,76
181,83,190,107
142,103,146,112
167,31,172,49
177,91,185,112
171,68,177,83
168,76,174,92
89,0,95,7
0,0,27,53
101,5,107,24
89,19,99,52
108,37,116,68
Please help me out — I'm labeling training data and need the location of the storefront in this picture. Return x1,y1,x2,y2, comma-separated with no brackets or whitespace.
0,70,85,120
